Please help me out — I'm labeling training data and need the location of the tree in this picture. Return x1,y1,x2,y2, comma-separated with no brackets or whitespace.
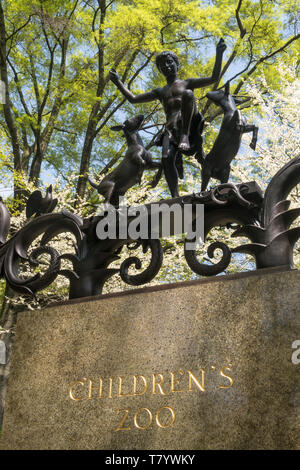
0,0,298,204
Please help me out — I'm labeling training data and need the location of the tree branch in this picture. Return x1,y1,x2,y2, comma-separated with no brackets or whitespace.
236,0,247,38
6,57,32,117
0,0,22,174
29,53,41,113
92,6,100,34
53,126,78,135
5,15,32,42
161,34,213,46
234,33,300,94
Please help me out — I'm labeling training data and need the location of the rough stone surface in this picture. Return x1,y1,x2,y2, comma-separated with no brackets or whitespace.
0,268,299,450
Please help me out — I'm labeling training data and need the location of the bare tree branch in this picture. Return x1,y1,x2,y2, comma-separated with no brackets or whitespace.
5,15,32,42
92,6,100,34
227,37,254,83
234,33,300,94
161,34,213,46
53,126,78,135
6,57,32,117
236,0,247,38
0,0,22,174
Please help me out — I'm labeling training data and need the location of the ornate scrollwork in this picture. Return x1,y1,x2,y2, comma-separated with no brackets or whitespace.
232,156,300,268
0,211,83,296
120,239,163,286
0,156,298,300
183,194,259,278
21,245,61,295
184,239,231,276
211,183,254,208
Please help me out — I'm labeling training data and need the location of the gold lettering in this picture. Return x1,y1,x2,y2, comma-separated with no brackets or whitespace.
118,376,133,397
170,370,184,393
156,406,176,428
109,377,113,398
188,370,205,392
219,365,234,389
133,375,148,396
152,373,167,395
69,378,87,401
88,378,103,399
134,408,153,430
114,409,131,432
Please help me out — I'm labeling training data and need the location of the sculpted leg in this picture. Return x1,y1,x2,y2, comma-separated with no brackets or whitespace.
201,166,211,192
243,125,258,150
162,133,179,198
220,166,230,184
179,89,195,152
98,180,115,204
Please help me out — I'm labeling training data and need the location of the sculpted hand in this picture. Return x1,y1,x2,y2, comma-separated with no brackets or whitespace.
109,68,120,85
216,38,227,54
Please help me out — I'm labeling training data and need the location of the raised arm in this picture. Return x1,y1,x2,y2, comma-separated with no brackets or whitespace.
186,38,227,89
109,69,159,104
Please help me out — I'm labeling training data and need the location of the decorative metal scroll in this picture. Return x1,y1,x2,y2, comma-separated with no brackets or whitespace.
0,156,299,300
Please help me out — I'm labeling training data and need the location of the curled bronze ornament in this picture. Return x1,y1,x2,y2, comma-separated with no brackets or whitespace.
184,238,231,276
120,239,163,286
211,183,253,208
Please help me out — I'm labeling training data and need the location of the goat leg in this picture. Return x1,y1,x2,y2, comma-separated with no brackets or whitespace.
149,166,163,188
250,126,258,150
239,124,258,150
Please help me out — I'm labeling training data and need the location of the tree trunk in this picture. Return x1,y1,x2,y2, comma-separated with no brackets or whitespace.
76,124,97,201
29,38,69,184
0,1,22,201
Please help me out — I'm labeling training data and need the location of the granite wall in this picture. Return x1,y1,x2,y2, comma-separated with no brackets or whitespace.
0,268,299,449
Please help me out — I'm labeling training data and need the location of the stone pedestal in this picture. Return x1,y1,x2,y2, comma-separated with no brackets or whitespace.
0,268,299,449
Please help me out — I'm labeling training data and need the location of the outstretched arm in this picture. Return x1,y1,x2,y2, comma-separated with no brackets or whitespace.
109,69,159,103
186,38,227,89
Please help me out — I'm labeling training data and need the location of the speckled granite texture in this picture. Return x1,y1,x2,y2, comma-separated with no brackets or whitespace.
0,268,299,450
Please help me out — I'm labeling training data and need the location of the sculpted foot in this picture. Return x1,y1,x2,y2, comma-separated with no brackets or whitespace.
178,135,190,151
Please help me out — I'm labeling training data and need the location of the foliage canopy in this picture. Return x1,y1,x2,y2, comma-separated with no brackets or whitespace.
0,0,298,202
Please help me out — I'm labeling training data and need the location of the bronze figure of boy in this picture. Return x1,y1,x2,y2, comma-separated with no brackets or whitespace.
109,38,226,197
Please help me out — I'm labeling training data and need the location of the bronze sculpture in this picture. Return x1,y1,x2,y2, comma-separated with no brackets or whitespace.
109,38,227,197
0,154,299,298
26,184,58,218
89,114,161,207
0,36,298,300
197,81,259,191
